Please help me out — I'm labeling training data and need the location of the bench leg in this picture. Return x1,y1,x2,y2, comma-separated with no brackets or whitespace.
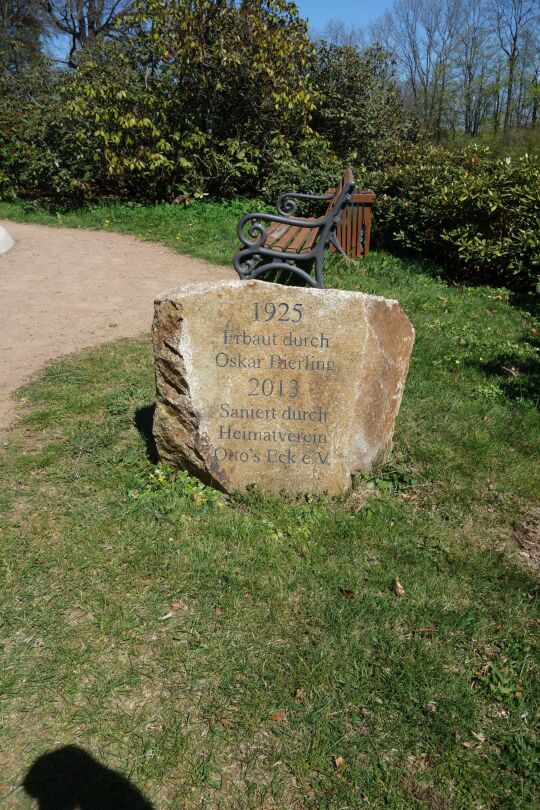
330,232,348,259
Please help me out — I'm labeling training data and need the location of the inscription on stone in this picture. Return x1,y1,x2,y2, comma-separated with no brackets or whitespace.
152,280,414,495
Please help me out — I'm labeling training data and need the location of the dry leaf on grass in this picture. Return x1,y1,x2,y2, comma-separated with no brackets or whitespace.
393,577,405,597
160,601,183,620
294,687,305,702
333,755,345,770
215,606,222,616
339,587,356,600
415,625,435,636
270,710,286,722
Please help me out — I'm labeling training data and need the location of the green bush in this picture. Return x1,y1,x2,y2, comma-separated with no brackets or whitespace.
260,136,342,204
312,43,422,166
49,0,317,202
0,57,96,203
2,0,318,204
362,144,540,289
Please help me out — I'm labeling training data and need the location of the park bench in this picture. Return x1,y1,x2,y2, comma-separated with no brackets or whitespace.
233,168,357,289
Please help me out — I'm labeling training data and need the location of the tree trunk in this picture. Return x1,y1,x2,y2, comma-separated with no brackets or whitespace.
503,55,516,133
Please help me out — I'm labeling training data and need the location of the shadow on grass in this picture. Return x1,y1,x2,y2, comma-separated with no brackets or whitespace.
23,745,153,810
476,354,540,407
465,290,540,408
135,404,158,463
468,329,540,408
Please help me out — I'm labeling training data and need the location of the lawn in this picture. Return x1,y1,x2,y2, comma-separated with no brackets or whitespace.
0,200,539,808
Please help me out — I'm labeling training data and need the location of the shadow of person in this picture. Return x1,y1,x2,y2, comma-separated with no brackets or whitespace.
134,404,158,464
23,745,154,810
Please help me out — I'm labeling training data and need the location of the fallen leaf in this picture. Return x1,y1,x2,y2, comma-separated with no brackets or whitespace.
219,717,232,726
339,587,356,600
294,687,305,702
215,606,222,616
333,755,345,770
300,546,310,554
393,577,405,597
423,702,437,713
171,601,182,611
270,710,286,722
158,611,174,621
414,626,435,635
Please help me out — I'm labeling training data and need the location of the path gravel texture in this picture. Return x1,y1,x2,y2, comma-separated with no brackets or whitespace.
0,220,234,432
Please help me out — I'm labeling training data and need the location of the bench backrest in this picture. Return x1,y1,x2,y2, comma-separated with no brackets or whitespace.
326,167,355,214
314,168,356,248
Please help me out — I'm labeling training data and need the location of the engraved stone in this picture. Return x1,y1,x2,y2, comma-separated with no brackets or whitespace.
152,280,414,495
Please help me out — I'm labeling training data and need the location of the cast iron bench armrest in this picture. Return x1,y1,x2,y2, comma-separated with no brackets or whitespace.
237,211,330,249
233,167,356,289
276,191,334,217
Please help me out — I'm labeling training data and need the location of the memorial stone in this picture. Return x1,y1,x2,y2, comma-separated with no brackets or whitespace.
152,280,414,495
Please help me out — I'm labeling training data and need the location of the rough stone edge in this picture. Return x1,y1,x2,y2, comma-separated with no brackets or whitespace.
351,296,415,472
155,278,401,309
151,297,230,491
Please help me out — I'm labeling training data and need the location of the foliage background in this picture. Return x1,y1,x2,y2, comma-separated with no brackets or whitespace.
0,0,539,289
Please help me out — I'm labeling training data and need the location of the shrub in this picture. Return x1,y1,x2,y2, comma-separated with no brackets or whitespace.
0,57,96,203
312,43,422,167
362,144,540,289
260,136,342,204
57,0,317,201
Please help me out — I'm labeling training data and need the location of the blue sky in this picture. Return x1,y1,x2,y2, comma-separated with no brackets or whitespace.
296,0,393,34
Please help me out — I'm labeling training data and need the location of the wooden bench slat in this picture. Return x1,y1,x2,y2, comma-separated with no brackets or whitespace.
300,226,319,254
288,223,316,253
266,222,319,255
265,222,288,245
267,223,297,251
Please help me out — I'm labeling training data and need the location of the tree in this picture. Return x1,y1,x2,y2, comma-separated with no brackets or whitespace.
312,40,420,163
375,0,461,140
372,0,540,140
318,17,365,48
62,0,317,198
454,0,491,135
0,0,45,69
491,0,538,132
40,0,131,66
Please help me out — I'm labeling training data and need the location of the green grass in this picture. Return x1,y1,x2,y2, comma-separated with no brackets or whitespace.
0,202,539,808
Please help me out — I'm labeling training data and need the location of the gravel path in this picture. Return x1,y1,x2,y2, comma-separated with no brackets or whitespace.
0,220,234,432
